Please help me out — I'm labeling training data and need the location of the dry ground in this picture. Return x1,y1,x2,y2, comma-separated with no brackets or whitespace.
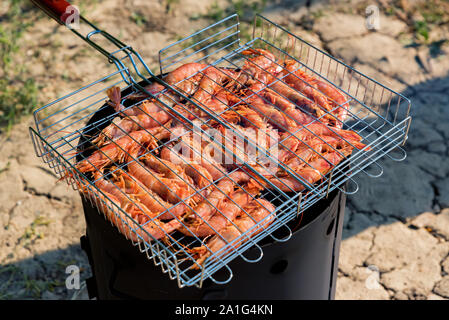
0,0,448,299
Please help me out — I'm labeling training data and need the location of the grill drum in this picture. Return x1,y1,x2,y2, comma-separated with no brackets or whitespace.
80,186,346,300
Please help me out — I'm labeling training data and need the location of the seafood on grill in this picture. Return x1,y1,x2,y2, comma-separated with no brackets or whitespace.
131,62,209,99
110,167,188,220
192,198,276,267
71,47,368,269
177,170,263,237
282,60,349,127
189,66,239,116
93,63,210,146
76,128,163,173
184,190,253,238
80,171,182,242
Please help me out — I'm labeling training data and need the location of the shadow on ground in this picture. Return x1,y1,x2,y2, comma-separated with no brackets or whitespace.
0,243,90,300
342,72,449,239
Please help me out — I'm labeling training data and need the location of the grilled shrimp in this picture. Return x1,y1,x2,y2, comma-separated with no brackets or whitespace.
73,50,370,249
192,198,275,267
233,106,279,151
263,88,317,126
283,61,349,127
84,172,181,241
111,168,188,220
94,85,187,145
237,55,337,127
277,116,366,163
127,160,192,206
266,77,330,122
98,63,208,143
298,123,366,150
105,86,125,113
279,149,351,192
283,63,333,114
312,79,349,126
241,163,303,192
251,134,356,192
127,63,208,100
161,63,208,96
182,171,253,228
234,104,267,129
106,87,159,117
245,94,297,131
92,171,154,220
179,190,253,237
140,153,212,206
238,49,281,86
88,190,143,242
76,128,164,173
92,111,173,146
141,153,194,186
167,134,227,181
284,135,354,166
160,146,213,190
189,66,237,116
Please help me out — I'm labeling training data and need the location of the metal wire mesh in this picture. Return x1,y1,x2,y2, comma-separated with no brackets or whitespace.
30,14,411,288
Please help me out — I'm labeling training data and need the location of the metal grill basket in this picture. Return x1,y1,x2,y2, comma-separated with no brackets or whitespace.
29,11,411,288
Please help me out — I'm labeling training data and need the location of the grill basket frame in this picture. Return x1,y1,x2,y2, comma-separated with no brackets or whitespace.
29,14,411,288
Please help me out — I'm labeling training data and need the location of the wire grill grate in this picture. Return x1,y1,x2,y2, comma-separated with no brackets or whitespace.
30,14,411,288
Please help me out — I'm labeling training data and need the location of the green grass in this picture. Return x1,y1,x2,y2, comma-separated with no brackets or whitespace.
383,0,448,44
413,20,430,42
411,0,449,44
0,79,39,132
130,11,149,27
46,280,65,293
0,0,40,134
198,0,267,22
0,265,20,299
354,0,449,48
165,0,180,14
0,263,70,299
184,0,268,53
23,277,46,298
0,161,11,175
420,1,447,25
19,215,52,247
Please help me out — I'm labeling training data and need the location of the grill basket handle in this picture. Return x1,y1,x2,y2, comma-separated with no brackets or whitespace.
29,0,126,73
30,0,157,83
30,0,76,24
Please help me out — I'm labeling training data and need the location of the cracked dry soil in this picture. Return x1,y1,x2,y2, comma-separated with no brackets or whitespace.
1,0,449,300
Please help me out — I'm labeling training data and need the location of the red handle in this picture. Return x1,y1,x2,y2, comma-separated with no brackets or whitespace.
31,0,78,24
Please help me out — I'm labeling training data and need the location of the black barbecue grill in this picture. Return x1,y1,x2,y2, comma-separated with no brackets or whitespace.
29,0,412,299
